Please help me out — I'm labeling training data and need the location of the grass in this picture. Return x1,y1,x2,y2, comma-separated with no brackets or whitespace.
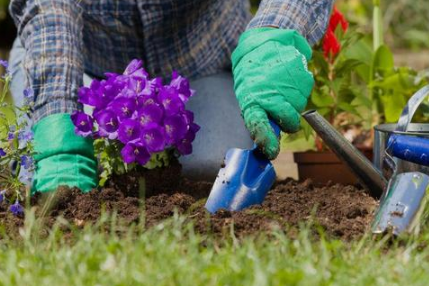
1,211,429,285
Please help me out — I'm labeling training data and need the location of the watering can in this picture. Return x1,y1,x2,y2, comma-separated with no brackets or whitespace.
303,85,429,236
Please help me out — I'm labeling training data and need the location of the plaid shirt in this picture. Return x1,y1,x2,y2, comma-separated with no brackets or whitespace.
9,0,333,122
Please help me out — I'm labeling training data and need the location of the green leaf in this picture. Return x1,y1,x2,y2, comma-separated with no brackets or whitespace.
335,59,364,77
372,45,394,72
311,90,334,108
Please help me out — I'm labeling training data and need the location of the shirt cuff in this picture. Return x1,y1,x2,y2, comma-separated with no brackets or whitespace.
247,0,334,46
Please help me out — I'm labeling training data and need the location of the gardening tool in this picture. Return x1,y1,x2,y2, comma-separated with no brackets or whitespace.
205,121,281,214
302,110,387,198
372,85,429,236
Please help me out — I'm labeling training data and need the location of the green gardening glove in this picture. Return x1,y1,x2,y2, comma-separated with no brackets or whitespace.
232,28,314,160
32,113,98,194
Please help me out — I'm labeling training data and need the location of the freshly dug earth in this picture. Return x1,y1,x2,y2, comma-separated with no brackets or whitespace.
0,165,378,241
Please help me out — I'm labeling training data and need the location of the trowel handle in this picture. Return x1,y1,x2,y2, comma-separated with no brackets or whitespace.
388,134,429,166
269,119,281,137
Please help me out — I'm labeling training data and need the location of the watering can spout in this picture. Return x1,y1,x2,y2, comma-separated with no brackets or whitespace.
302,110,387,198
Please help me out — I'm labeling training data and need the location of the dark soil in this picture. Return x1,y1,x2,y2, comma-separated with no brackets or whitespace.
0,165,378,241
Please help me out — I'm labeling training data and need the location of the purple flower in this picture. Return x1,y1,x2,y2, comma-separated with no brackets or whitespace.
0,190,6,203
136,104,164,127
71,111,94,137
124,59,144,76
138,94,159,107
0,148,5,158
176,123,200,155
10,200,24,216
78,86,104,108
20,155,34,170
164,115,188,145
170,71,194,102
159,86,184,116
140,124,165,153
18,130,34,143
110,97,137,120
94,110,119,139
121,142,151,165
117,119,141,144
23,87,34,99
0,59,8,69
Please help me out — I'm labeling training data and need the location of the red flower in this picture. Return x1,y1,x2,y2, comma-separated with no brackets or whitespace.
329,6,348,33
323,29,341,58
323,6,348,60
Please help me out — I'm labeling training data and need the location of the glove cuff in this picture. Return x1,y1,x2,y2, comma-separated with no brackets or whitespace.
232,28,312,71
32,113,95,161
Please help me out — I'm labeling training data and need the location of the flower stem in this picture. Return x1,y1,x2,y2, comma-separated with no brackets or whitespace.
373,0,384,51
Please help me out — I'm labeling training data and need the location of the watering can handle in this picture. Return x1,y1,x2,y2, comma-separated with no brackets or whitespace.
388,134,429,167
396,85,429,132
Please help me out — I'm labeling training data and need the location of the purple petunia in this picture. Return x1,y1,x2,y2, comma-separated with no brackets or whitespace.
121,142,151,165
0,148,6,158
118,119,141,144
10,200,24,216
71,58,200,166
71,111,94,137
164,115,188,145
140,124,165,153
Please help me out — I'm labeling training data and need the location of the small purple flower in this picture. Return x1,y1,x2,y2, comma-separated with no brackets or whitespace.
23,87,34,99
170,71,194,102
71,111,94,137
117,119,141,144
121,142,151,165
124,59,143,76
18,130,34,143
0,59,8,69
0,148,6,158
10,200,24,216
110,97,137,119
0,190,6,203
164,115,188,145
20,155,34,170
136,104,164,127
140,125,165,153
94,110,119,139
159,86,184,116
176,123,200,155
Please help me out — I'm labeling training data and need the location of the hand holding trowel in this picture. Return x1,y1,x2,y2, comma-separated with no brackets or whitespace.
205,28,315,213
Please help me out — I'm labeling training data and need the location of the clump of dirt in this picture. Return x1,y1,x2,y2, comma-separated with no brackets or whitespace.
0,170,378,241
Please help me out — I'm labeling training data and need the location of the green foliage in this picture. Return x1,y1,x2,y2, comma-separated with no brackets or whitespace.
0,64,34,202
95,138,172,187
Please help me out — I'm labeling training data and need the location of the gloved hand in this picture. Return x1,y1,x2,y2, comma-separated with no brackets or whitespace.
32,113,98,194
232,28,314,160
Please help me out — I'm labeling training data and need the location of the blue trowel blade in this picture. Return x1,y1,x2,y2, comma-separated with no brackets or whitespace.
205,146,277,214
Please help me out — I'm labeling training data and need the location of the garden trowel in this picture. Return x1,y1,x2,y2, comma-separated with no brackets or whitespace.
205,121,281,214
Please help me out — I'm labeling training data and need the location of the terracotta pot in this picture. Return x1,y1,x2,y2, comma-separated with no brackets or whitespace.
293,148,373,186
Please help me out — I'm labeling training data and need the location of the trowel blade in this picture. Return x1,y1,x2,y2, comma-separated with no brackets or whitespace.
205,146,276,214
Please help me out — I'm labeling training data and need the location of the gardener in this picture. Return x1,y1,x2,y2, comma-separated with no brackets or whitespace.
8,0,334,193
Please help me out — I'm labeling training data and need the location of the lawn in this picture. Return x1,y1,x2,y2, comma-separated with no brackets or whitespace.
1,211,429,286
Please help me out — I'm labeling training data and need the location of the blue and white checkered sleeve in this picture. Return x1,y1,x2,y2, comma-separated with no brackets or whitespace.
247,0,335,46
9,0,84,123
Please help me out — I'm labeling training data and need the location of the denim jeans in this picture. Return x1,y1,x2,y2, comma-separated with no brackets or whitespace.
9,38,253,181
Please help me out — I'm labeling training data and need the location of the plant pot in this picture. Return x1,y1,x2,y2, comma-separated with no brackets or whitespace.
293,148,373,186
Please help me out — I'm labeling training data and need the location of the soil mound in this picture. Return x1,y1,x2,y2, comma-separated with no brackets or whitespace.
0,172,378,241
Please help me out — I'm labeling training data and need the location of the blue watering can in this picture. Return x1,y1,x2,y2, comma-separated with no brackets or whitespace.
205,121,280,214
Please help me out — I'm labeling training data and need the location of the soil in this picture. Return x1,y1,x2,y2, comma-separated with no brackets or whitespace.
0,164,378,241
